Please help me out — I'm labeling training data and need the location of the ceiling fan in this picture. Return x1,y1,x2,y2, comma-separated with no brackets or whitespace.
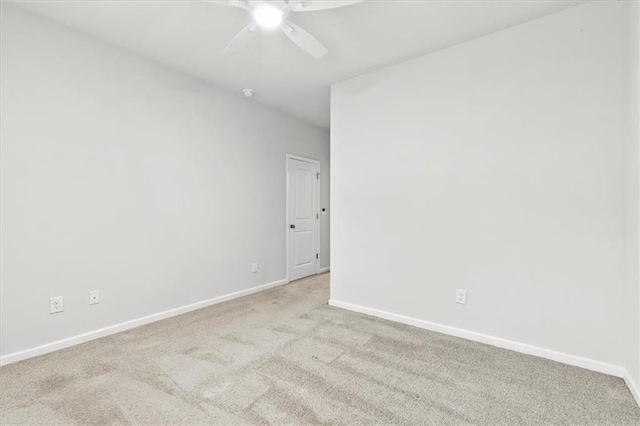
209,0,364,59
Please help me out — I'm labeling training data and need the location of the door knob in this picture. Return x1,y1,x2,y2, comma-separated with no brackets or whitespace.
290,224,296,229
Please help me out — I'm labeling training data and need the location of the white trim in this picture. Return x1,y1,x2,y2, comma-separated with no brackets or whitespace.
328,299,625,378
319,267,330,274
0,278,289,367
624,370,640,407
285,153,321,281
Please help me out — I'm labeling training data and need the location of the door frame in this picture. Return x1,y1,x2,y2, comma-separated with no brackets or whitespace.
286,153,321,282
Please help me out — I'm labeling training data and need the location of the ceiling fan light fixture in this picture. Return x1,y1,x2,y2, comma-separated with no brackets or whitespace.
217,0,364,58
253,4,283,29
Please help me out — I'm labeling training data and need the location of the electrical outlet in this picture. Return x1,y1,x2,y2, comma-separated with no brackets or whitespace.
89,290,99,305
251,262,258,273
50,296,64,314
456,289,467,305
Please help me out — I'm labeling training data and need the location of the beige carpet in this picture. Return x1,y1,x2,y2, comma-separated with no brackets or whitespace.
1,273,639,425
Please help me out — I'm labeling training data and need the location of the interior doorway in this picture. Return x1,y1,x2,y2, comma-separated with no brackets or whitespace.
286,154,320,281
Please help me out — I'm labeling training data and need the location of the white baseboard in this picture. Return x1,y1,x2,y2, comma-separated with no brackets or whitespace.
0,278,289,367
328,299,625,378
624,370,640,407
319,267,330,274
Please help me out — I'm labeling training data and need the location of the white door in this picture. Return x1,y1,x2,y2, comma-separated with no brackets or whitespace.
287,156,319,281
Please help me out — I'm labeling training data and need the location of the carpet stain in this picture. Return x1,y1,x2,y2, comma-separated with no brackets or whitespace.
37,373,75,395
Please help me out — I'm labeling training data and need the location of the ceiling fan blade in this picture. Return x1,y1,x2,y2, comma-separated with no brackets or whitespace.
280,21,328,59
289,0,364,12
224,22,258,55
202,0,250,10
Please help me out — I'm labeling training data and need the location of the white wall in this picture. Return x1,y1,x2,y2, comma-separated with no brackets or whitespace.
0,5,329,360
625,0,640,395
637,0,640,399
331,1,629,371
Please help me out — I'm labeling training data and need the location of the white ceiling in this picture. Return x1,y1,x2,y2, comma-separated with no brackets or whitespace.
9,0,585,128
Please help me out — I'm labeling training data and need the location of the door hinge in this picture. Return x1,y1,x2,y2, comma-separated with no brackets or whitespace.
317,172,320,179
316,253,319,259
316,213,319,219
